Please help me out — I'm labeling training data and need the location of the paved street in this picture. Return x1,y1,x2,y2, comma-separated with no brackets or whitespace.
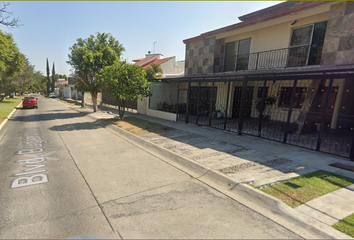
0,95,325,239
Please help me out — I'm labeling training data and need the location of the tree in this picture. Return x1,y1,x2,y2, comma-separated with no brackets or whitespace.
51,62,56,92
72,70,88,108
0,30,25,78
145,63,163,81
1,61,40,97
0,2,21,28
46,58,50,95
101,60,151,119
0,29,25,101
10,63,35,94
67,32,125,112
32,71,47,93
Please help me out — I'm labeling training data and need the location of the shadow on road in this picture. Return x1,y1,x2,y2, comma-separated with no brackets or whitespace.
12,112,90,122
49,119,104,132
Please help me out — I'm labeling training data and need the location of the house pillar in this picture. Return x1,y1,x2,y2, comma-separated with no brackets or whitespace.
258,80,267,137
223,80,231,130
316,78,334,151
283,79,298,143
186,80,191,124
238,77,248,135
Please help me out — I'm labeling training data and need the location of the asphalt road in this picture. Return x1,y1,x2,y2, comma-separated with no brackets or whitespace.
0,96,302,239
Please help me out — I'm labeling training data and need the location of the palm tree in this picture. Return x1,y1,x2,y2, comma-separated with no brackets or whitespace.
146,63,163,81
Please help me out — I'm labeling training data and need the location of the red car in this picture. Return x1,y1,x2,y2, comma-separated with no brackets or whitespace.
22,96,38,109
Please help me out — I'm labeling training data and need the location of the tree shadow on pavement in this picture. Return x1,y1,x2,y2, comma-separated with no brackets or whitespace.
49,119,104,132
12,112,90,122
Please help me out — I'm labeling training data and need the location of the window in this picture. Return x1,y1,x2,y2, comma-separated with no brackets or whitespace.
224,38,251,72
308,21,327,65
278,87,307,108
287,21,327,67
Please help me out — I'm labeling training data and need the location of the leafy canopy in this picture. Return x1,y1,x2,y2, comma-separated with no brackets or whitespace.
67,32,125,90
145,63,163,81
67,32,125,111
0,29,25,79
101,60,151,102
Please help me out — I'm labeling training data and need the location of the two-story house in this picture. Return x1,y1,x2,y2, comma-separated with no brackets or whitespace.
144,1,354,160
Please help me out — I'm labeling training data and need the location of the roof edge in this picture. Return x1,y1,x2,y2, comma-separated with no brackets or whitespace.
183,1,331,44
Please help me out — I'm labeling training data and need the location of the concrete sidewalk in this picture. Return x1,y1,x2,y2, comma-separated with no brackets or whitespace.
65,100,354,238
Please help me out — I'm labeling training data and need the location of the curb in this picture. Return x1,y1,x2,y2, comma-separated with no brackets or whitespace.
105,120,352,239
0,102,22,131
72,105,351,239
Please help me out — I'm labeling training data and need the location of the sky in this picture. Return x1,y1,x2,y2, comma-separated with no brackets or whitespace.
1,1,283,76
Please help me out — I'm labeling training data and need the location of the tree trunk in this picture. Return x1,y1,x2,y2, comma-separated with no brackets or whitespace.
46,77,50,96
81,92,85,108
117,98,126,120
91,92,98,112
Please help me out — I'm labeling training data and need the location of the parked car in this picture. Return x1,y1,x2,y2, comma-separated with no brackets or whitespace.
22,96,38,109
49,93,56,98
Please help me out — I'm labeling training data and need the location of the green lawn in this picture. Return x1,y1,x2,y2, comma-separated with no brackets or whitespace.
333,214,354,237
260,170,354,207
0,97,22,123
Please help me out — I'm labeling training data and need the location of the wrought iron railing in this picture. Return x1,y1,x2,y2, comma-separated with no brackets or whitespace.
214,45,311,73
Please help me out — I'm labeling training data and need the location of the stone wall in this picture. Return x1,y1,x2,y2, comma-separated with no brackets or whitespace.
184,37,216,76
322,2,354,66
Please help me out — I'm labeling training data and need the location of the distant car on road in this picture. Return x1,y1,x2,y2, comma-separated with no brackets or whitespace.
22,96,38,109
49,93,56,98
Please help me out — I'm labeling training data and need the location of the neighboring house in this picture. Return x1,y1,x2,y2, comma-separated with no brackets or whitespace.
54,77,82,100
142,1,354,160
133,52,184,78
55,78,72,98
102,52,185,115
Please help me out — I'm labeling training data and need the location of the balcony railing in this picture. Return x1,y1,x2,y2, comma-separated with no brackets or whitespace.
214,45,313,73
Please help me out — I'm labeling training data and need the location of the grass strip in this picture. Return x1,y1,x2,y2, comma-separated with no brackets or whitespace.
333,214,354,238
0,98,22,123
260,170,354,207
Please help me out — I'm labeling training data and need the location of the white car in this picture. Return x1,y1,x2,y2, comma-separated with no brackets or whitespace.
49,93,56,98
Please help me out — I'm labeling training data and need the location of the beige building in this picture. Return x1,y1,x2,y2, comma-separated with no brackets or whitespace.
183,1,354,75
139,1,354,160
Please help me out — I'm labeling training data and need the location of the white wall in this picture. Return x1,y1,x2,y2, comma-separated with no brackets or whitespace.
137,97,177,122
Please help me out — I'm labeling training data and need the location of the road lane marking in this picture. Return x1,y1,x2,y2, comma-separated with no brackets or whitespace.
11,174,48,188
11,128,57,189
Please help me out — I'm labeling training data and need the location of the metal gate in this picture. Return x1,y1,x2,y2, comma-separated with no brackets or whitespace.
163,69,354,160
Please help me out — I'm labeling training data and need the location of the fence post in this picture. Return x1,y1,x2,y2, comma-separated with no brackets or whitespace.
196,82,201,124
176,81,180,118
238,77,248,135
350,135,354,161
224,80,231,130
208,82,215,127
316,78,334,151
186,79,191,124
257,80,267,137
283,78,298,143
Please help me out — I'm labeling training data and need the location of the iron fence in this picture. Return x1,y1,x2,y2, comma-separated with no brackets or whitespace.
149,69,354,160
101,93,137,110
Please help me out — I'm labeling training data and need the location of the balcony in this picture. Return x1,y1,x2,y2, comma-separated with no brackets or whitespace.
214,45,322,73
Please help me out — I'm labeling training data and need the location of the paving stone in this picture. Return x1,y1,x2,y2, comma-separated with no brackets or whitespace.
296,193,354,225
